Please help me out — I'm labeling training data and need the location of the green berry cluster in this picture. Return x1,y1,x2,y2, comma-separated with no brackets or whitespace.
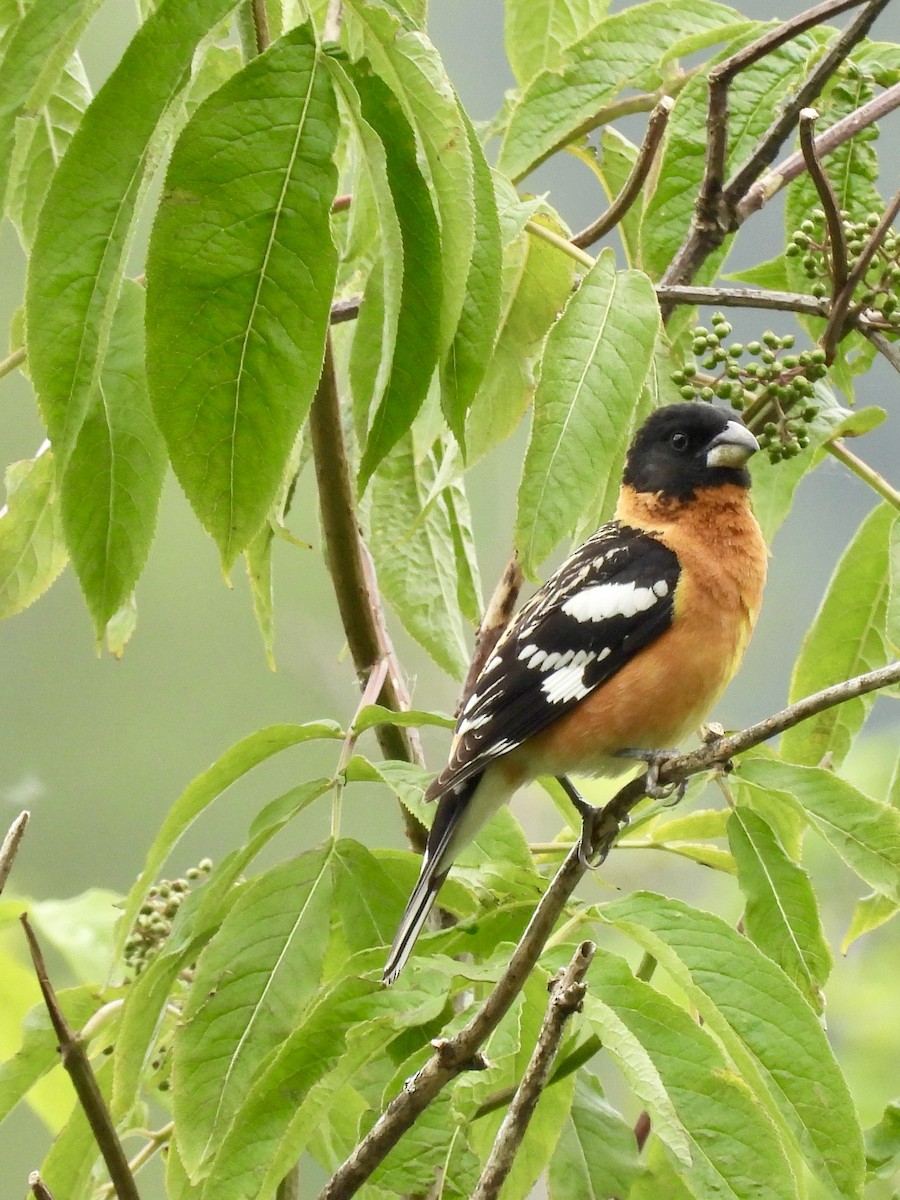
787,208,900,323
671,313,828,461
123,858,213,974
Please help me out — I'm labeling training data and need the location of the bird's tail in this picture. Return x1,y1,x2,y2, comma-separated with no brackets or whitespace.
382,857,449,985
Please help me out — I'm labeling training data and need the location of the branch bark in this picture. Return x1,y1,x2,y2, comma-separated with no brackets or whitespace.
21,915,140,1200
318,661,900,1198
0,811,29,894
308,335,427,847
471,942,595,1200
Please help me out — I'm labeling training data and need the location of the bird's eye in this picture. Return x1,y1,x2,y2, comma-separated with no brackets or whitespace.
670,431,689,452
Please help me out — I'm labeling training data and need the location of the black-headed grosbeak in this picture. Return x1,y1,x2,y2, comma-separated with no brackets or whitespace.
384,402,767,984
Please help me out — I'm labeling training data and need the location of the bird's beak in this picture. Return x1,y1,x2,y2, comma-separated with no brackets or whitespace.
706,420,759,468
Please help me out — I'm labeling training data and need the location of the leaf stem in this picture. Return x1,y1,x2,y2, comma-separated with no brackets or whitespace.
0,346,26,382
825,439,900,510
524,220,594,269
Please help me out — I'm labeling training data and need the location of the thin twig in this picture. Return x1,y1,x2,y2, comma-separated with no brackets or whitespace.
858,324,900,373
28,1174,55,1200
308,335,427,849
823,185,900,360
471,942,595,1200
737,80,900,221
722,0,891,206
0,346,26,382
656,284,830,317
460,552,524,712
825,440,900,509
0,811,29,894
524,220,594,269
20,916,140,1200
798,108,848,292
96,1125,174,1200
572,98,674,250
318,661,900,1198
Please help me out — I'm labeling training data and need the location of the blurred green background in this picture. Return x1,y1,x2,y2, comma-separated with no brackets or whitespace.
2,0,899,1192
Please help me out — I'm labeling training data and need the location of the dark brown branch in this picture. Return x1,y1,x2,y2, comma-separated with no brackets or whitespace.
319,661,900,1198
330,296,362,324
29,1174,55,1200
460,552,524,710
0,811,29,894
858,324,900,374
722,0,891,206
656,284,830,317
799,108,849,292
737,80,900,221
471,942,595,1200
308,335,427,848
823,185,900,360
572,98,674,250
20,916,140,1200
662,0,890,300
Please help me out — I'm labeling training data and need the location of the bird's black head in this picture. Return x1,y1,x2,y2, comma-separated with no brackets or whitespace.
622,403,758,500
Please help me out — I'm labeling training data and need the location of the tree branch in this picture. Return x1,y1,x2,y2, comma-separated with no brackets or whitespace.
20,915,140,1200
572,97,674,250
0,810,29,893
320,661,900,1198
858,324,900,373
799,107,848,292
471,942,595,1200
250,0,270,53
823,185,900,360
29,1174,55,1200
308,335,427,847
656,284,830,317
737,79,900,221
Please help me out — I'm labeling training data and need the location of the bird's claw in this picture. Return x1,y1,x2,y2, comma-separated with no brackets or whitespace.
615,748,686,803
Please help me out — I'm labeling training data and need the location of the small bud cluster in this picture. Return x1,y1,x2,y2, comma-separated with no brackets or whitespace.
787,207,900,324
123,858,213,974
670,313,828,461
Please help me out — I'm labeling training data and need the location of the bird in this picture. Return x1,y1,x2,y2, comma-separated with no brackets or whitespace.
383,402,767,984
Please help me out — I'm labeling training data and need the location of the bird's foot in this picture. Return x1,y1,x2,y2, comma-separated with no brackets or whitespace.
615,748,686,804
556,775,627,869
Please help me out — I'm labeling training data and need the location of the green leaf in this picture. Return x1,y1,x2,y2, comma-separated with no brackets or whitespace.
842,891,898,952
26,0,238,468
366,436,471,678
889,513,900,651
505,0,607,86
728,806,832,1010
146,25,338,567
5,52,91,248
595,126,642,266
515,248,659,573
330,838,408,955
198,964,449,1200
865,1099,900,1181
0,0,101,199
465,213,575,466
351,62,442,487
30,888,121,984
781,502,893,767
445,472,484,624
586,949,798,1199
59,279,165,634
739,758,900,904
642,25,812,281
352,705,454,733
116,722,343,956
0,445,68,619
601,892,864,1200
724,253,791,290
173,845,335,1177
548,1070,645,1200
440,112,503,448
498,0,740,183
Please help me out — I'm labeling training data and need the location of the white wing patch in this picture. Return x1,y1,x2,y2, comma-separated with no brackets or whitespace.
561,579,669,624
541,647,611,705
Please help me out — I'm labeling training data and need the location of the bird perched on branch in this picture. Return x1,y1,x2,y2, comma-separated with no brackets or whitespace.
384,402,767,984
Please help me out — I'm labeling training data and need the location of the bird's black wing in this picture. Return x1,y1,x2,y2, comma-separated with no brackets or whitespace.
430,522,680,797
